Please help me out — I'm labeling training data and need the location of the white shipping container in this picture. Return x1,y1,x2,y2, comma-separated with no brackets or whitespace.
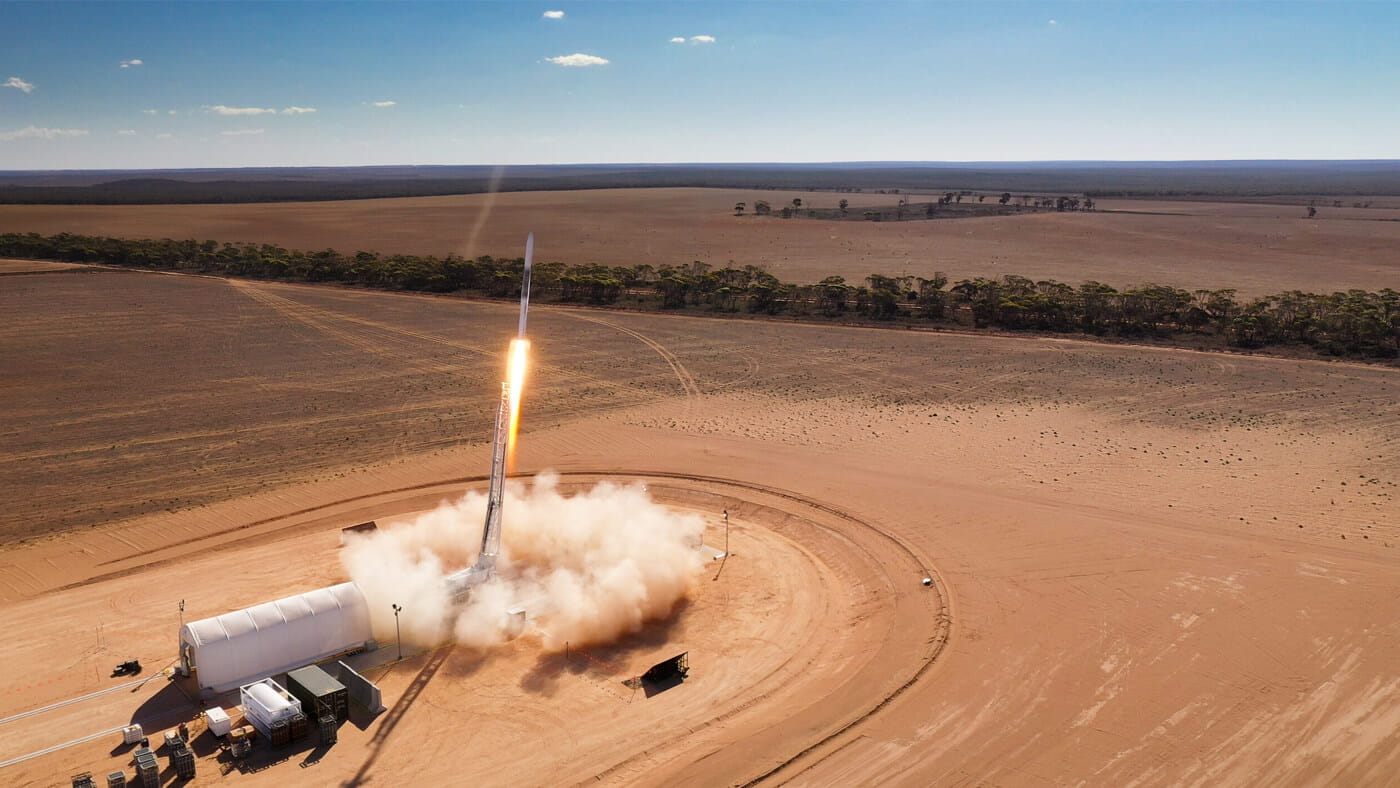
122,724,143,744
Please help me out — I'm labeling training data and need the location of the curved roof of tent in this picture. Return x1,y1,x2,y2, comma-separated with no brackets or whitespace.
180,582,372,693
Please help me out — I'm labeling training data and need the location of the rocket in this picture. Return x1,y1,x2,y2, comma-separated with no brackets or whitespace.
445,233,534,602
518,232,533,337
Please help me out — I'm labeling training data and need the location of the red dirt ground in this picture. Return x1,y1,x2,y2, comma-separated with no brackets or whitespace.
2,268,1397,785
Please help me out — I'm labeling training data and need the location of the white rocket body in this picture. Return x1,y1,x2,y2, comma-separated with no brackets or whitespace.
446,233,534,602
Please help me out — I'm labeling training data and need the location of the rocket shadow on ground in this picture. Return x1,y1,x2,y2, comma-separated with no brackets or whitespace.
340,646,451,787
518,598,693,697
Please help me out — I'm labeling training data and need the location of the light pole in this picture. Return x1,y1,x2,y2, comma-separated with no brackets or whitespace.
723,509,729,556
392,604,402,661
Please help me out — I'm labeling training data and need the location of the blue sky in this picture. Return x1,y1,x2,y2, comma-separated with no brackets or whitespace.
1,1,1397,170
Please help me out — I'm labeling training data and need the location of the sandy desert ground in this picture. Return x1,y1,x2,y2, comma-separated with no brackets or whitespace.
4,188,1400,296
2,266,1399,786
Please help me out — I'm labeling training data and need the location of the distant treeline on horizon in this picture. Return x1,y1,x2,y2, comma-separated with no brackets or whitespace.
3,231,1396,362
1,161,1398,204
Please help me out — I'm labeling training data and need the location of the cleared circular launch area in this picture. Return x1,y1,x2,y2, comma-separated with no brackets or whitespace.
0,472,949,787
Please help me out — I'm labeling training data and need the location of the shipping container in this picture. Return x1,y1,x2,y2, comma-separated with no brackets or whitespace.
286,664,349,723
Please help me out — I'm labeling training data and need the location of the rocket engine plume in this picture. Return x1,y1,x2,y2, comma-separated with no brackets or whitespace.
508,232,532,467
444,233,534,601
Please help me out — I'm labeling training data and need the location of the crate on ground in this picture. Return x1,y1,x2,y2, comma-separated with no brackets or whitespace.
171,747,196,780
289,710,309,741
205,705,231,736
270,718,290,748
106,772,126,788
132,750,158,788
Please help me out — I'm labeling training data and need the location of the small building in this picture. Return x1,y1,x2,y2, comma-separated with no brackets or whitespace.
179,582,373,694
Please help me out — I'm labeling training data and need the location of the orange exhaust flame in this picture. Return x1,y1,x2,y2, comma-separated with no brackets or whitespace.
506,337,530,469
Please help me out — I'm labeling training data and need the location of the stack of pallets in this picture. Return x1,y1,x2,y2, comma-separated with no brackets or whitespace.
168,738,196,779
132,747,158,788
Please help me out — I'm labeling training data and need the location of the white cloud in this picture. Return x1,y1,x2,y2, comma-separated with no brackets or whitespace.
690,35,716,44
141,109,158,115
205,105,277,115
120,59,143,68
4,76,36,93
0,125,89,142
1048,19,1058,25
117,129,136,136
542,10,564,19
545,53,609,67
155,132,174,139
220,128,264,136
281,106,317,114
669,37,686,43
369,100,397,107
168,109,177,115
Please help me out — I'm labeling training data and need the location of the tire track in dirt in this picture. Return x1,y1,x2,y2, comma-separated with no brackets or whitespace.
560,314,702,402
234,280,656,402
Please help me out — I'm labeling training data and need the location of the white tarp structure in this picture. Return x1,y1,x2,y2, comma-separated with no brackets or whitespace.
179,582,373,694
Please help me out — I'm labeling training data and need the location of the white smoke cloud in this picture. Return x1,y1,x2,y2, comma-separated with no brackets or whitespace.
343,473,706,652
4,76,35,93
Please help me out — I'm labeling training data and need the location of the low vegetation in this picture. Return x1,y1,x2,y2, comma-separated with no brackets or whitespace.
736,192,1093,221
4,231,1397,360
2,162,1398,205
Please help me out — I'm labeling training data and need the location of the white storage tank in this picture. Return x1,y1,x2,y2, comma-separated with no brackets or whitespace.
179,582,374,694
240,678,302,738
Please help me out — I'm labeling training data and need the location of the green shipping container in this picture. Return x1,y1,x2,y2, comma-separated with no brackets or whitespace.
286,664,349,724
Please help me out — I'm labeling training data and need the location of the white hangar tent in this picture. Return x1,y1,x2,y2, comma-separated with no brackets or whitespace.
179,582,374,694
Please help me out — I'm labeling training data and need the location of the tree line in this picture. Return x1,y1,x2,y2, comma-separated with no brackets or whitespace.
3,231,1396,360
